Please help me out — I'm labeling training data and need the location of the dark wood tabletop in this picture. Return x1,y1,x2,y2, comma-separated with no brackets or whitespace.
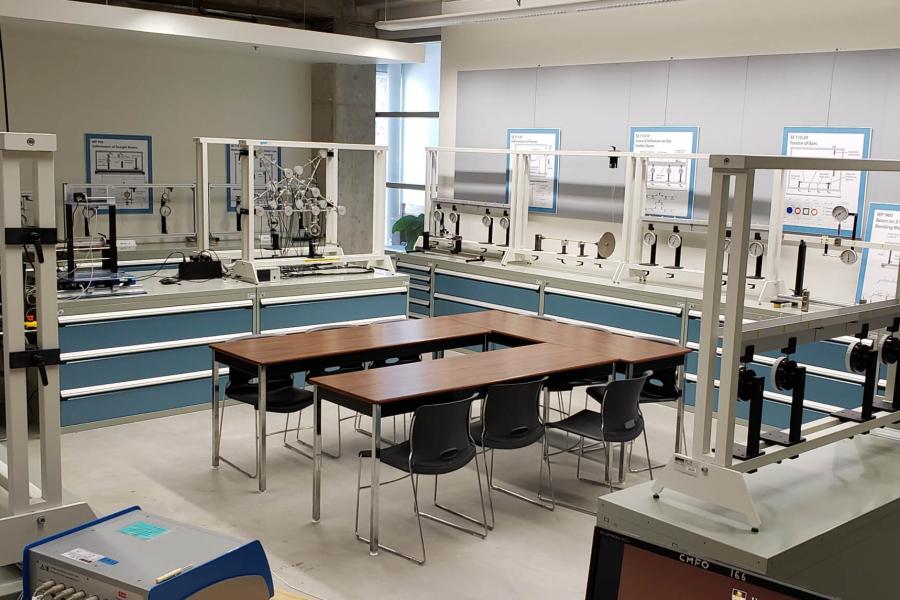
309,342,616,404
448,310,689,365
209,316,490,366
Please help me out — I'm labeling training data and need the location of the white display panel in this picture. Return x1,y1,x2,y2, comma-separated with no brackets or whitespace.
506,128,560,213
85,134,153,213
856,202,900,303
782,127,871,235
226,145,282,211
629,127,699,219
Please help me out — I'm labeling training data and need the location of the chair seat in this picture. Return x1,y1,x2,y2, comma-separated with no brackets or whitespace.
470,421,545,450
361,441,476,475
639,389,681,403
225,384,314,413
585,383,609,402
547,409,644,444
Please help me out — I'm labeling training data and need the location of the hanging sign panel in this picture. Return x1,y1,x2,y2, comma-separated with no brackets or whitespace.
506,128,560,213
781,126,871,236
84,134,153,213
226,145,282,212
629,126,699,220
856,202,900,303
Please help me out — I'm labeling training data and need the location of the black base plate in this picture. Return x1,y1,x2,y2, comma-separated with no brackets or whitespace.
872,400,900,412
760,430,805,447
732,444,765,460
832,408,875,423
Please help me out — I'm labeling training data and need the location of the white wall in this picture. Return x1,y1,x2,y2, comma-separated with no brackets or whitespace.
438,0,900,304
0,19,312,241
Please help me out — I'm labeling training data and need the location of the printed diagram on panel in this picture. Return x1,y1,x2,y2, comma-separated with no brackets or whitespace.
86,135,153,212
782,128,870,234
227,145,281,211
507,129,560,213
858,205,900,303
629,127,698,220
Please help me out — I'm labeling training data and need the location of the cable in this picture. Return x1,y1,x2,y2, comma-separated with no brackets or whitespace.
0,22,10,131
272,571,326,600
134,250,186,281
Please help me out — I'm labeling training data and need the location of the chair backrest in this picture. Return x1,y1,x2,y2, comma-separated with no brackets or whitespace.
481,377,547,438
641,367,681,402
408,394,478,468
596,373,650,435
304,323,366,375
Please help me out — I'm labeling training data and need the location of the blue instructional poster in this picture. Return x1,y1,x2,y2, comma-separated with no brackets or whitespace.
629,126,699,220
855,202,900,303
781,126,871,236
506,128,560,214
84,133,153,213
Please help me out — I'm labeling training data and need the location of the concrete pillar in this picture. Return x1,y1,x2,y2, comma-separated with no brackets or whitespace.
311,64,376,255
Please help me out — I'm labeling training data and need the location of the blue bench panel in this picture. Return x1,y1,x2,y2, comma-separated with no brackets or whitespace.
60,307,252,353
408,303,430,316
61,345,214,390
544,293,680,338
397,267,431,280
683,381,829,429
61,377,221,427
434,298,485,317
260,293,407,331
435,273,539,312
409,288,430,302
684,351,864,410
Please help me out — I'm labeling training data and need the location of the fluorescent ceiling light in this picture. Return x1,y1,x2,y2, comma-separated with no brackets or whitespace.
376,0,686,31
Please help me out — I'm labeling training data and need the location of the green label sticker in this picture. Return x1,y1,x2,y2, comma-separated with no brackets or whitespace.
119,521,170,540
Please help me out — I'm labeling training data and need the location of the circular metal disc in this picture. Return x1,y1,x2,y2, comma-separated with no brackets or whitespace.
309,223,321,236
771,356,788,392
597,232,616,259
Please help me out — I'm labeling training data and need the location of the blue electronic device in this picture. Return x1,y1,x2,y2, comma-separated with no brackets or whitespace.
23,506,274,600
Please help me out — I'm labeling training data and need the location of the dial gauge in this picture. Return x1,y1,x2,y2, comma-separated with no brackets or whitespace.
482,215,492,227
748,240,765,258
840,248,858,265
832,205,850,223
159,204,172,218
666,233,682,249
448,211,459,224
498,216,510,229
642,231,657,246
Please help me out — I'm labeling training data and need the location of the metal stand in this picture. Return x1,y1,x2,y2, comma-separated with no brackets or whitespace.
0,133,94,566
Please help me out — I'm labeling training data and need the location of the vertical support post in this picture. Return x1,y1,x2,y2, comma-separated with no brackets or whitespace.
1,150,30,514
763,169,787,299
240,141,255,261
693,171,732,457
33,150,62,506
257,364,267,493
714,171,756,467
194,139,210,252
326,148,339,247
211,357,220,468
372,149,387,256
621,156,641,265
369,404,382,555
312,386,322,522
675,303,691,454
423,149,436,241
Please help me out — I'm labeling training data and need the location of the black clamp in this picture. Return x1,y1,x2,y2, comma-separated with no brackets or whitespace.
10,347,61,387
734,345,766,461
762,337,807,448
6,227,57,263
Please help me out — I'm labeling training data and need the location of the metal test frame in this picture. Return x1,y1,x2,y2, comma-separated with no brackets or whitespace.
652,153,900,531
0,133,94,567
194,137,394,283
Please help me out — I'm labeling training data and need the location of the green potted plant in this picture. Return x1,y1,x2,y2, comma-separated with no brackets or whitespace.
392,213,424,252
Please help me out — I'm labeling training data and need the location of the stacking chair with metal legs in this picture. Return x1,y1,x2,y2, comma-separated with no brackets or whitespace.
469,377,554,528
354,394,488,565
544,373,651,513
216,365,314,479
628,366,682,475
366,353,422,440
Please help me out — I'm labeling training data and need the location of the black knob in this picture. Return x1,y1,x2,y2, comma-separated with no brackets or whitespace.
29,231,44,263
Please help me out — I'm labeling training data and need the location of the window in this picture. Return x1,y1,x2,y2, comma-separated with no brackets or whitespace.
376,42,440,247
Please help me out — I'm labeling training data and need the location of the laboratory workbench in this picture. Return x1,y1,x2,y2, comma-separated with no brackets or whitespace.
57,268,408,430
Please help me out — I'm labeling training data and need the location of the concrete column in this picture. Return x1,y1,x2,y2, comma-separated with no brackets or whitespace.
311,64,376,255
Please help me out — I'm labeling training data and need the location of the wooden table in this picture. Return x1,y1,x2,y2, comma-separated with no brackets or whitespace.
208,316,491,491
309,342,618,555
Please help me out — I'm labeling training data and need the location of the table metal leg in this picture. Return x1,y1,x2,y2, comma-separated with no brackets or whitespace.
258,365,267,493
370,404,381,556
313,386,322,523
542,387,550,424
211,357,220,468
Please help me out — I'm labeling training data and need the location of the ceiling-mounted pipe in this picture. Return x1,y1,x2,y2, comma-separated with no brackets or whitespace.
376,0,686,31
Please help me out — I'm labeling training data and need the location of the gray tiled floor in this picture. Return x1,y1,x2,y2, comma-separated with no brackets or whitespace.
54,395,685,599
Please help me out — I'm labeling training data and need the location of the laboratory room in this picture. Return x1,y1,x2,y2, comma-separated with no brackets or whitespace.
2,0,900,599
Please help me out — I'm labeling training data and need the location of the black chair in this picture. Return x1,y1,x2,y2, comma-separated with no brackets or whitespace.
538,316,608,420
354,394,487,565
546,373,651,510
628,366,682,475
470,377,554,528
217,363,313,479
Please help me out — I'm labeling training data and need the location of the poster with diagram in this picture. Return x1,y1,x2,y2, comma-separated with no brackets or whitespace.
856,202,900,303
781,127,871,236
629,126,699,220
226,145,282,212
84,134,153,213
506,128,560,213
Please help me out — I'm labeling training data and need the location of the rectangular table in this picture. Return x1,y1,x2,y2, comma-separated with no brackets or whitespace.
309,342,619,555
209,316,492,491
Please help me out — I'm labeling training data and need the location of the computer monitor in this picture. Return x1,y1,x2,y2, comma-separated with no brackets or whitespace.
586,527,833,600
